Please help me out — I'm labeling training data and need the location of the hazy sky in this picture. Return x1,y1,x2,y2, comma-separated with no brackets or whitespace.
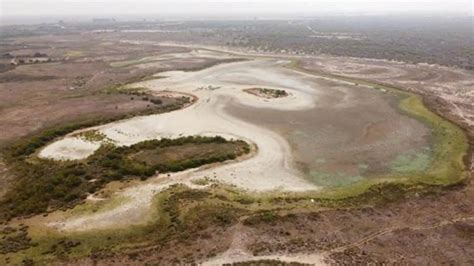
2,0,473,17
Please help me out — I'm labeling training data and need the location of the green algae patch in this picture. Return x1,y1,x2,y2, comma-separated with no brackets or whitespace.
397,94,468,185
312,92,469,198
288,59,469,193
391,149,431,173
309,171,364,188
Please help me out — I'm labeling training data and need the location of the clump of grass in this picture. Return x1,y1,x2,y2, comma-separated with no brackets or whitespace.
0,224,33,255
191,177,212,186
74,130,109,143
234,195,256,205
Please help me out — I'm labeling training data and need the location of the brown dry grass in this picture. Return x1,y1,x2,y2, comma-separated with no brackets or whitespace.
132,142,248,166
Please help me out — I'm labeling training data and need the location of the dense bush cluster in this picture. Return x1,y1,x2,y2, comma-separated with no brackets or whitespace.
0,134,250,221
245,88,288,99
92,136,249,179
258,88,288,98
0,225,33,255
119,87,167,106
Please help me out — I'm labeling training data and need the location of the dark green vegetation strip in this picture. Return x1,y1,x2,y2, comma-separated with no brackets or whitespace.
0,135,249,221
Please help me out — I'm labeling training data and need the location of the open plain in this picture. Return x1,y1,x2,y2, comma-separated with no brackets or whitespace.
0,18,472,265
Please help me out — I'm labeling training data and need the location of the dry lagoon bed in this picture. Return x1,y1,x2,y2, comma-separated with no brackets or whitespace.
37,49,434,233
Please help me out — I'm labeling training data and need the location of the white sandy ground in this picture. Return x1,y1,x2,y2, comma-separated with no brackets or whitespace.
44,56,331,232
205,253,326,266
39,137,101,160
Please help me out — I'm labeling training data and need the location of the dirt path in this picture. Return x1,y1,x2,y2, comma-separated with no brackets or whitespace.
326,215,474,255
202,214,474,265
203,224,327,265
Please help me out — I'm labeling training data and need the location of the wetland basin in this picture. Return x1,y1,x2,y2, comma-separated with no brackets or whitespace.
226,78,431,188
36,51,467,231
